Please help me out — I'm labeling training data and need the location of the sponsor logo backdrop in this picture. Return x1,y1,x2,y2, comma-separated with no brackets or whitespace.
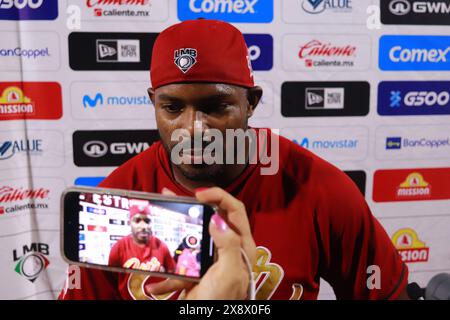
1,0,449,300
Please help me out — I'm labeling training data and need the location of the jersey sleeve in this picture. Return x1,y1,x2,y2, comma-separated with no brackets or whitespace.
108,240,122,267
314,166,408,300
58,267,121,300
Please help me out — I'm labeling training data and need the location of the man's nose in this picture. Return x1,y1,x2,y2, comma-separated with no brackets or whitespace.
183,107,209,137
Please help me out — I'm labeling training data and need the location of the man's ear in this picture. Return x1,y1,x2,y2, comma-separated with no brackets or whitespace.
148,87,156,107
246,86,263,118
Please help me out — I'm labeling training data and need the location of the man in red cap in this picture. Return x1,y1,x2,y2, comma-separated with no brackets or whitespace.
108,205,175,275
60,19,410,300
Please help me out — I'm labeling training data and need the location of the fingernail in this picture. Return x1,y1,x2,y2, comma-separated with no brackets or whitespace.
195,187,209,193
211,213,228,232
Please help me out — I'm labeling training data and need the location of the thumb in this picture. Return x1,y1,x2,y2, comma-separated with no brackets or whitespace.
209,214,241,261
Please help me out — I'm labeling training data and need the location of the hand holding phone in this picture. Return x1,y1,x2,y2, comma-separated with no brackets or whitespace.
61,186,216,282
146,187,257,300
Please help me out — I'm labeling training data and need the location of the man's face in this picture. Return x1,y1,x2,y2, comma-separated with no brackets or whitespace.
149,83,255,182
130,214,151,244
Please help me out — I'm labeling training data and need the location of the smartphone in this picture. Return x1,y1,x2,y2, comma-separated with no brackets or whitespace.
61,186,216,282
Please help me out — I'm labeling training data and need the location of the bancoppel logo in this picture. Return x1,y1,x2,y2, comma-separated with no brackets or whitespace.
376,125,450,160
0,0,58,20
97,39,140,62
385,136,450,150
386,137,402,149
174,48,197,73
0,82,62,120
243,34,273,71
382,0,450,25
373,168,450,202
305,87,344,109
0,186,49,215
0,32,60,71
378,81,450,115
282,126,368,162
69,33,156,70
379,35,450,70
301,0,352,14
281,81,369,117
73,130,160,166
283,35,371,71
13,243,50,282
392,228,429,263
177,0,274,23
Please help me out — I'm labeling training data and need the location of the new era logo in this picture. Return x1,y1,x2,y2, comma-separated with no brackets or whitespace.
174,48,197,73
96,39,140,63
305,88,344,109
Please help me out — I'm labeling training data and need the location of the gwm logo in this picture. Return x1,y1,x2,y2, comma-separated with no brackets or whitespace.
13,242,50,282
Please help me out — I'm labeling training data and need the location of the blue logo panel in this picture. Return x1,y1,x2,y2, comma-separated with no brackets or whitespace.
177,0,273,23
243,34,273,71
379,35,450,71
378,81,450,116
386,137,402,150
0,0,58,20
74,177,105,187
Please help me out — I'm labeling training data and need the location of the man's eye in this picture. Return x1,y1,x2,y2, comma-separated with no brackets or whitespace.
162,104,182,113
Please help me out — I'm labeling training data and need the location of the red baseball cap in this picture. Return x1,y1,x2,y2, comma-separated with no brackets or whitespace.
150,19,254,89
129,204,151,221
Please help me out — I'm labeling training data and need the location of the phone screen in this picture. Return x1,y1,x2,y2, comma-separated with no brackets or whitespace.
62,188,215,280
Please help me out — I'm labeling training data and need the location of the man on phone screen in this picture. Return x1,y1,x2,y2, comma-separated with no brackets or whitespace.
108,205,176,274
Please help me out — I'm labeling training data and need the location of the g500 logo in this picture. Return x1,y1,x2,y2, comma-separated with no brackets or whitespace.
13,242,50,282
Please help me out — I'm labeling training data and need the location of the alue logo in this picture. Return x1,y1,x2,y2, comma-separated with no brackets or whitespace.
373,168,450,202
0,186,50,215
177,0,274,23
0,0,58,20
13,243,50,282
379,35,450,70
0,82,62,120
392,228,429,263
301,0,352,14
381,0,450,25
378,81,450,115
0,139,43,160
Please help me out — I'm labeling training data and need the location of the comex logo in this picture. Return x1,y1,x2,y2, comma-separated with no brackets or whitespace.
302,0,352,14
188,0,258,14
13,242,50,283
389,0,411,15
83,140,150,158
389,46,450,63
390,90,450,107
174,48,197,73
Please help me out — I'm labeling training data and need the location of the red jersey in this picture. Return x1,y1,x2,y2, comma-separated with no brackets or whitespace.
59,129,408,300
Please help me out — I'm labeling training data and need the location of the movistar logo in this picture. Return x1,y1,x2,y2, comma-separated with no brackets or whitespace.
293,137,358,149
83,93,104,108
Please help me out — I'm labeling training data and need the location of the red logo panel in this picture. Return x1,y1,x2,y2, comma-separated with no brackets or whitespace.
0,82,62,120
373,168,450,202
